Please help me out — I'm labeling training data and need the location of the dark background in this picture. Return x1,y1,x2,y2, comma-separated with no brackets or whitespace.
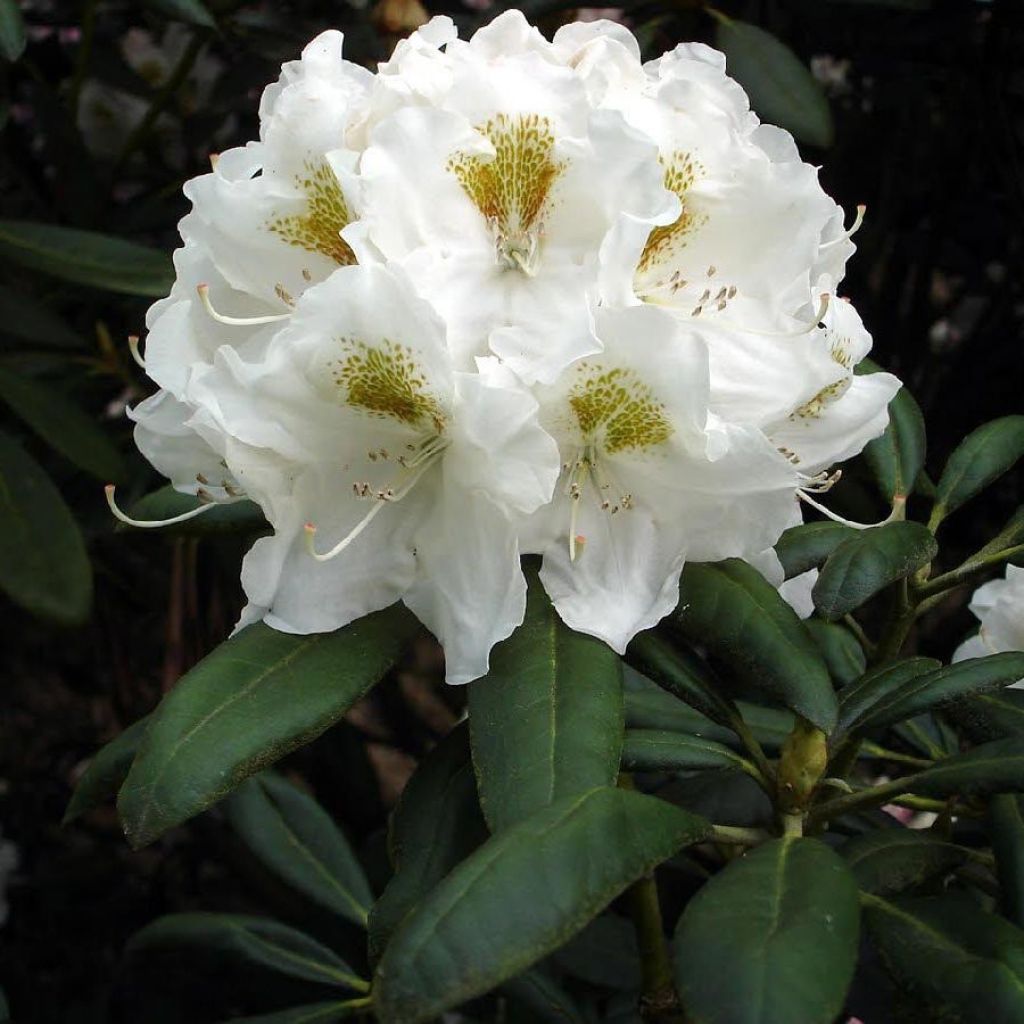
0,0,1021,1020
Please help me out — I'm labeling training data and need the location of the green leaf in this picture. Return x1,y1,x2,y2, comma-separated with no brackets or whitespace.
621,729,748,773
0,221,173,297
673,837,860,1024
805,620,866,687
467,570,623,832
991,795,1024,928
851,654,1024,733
841,829,967,895
861,377,927,503
127,913,368,992
501,969,586,1024
225,772,373,928
367,724,487,964
373,787,709,1024
954,689,1024,742
118,610,420,848
0,430,92,624
674,560,836,732
897,737,1024,799
812,522,937,620
551,914,641,991
219,1003,364,1024
125,485,268,536
63,716,150,824
0,283,83,349
863,893,1024,1020
0,0,26,62
932,416,1024,526
712,16,833,147
837,657,941,734
0,368,127,481
774,521,854,579
626,630,737,728
145,0,217,28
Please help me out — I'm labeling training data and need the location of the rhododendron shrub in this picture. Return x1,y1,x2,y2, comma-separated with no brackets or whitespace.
64,13,1024,1024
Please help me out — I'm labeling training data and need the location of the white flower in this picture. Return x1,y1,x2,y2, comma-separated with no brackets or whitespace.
189,264,560,684
953,566,1024,684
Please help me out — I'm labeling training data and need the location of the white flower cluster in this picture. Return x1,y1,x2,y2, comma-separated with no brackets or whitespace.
954,566,1024,683
121,12,901,684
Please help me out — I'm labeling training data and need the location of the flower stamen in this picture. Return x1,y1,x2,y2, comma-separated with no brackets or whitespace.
128,334,146,369
197,284,292,327
104,483,240,528
820,205,866,250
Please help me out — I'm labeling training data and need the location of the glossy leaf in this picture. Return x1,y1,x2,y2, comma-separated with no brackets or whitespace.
146,0,216,28
0,430,91,625
125,486,268,536
836,657,940,734
673,837,860,1024
933,415,1024,525
852,653,1024,733
812,521,937,620
0,368,127,481
621,730,748,773
64,716,149,824
626,630,736,728
774,521,853,579
368,725,487,963
373,787,709,1023
897,737,1024,799
841,829,967,895
991,794,1024,928
118,610,420,848
0,0,25,62
0,283,83,348
225,772,373,928
863,893,1024,1020
127,913,367,991
712,17,833,147
468,571,623,832
0,220,173,297
861,375,927,503
805,620,866,687
675,560,836,732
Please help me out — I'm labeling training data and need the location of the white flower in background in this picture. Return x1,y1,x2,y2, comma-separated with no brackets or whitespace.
115,11,902,683
953,566,1024,684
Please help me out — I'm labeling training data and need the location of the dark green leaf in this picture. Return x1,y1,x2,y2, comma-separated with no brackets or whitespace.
933,416,1024,525
125,486,268,536
673,837,859,1024
897,737,1024,799
368,725,487,964
853,654,1024,733
812,522,937,620
0,368,127,481
373,788,709,1024
501,968,586,1024
953,689,1024,742
128,913,367,991
774,521,853,579
863,893,1024,1020
0,0,26,62
0,430,91,624
712,17,833,147
0,283,84,348
861,376,927,503
621,730,748,773
225,772,373,928
0,220,173,297
675,560,836,732
837,657,941,734
991,794,1024,928
626,631,736,728
118,610,419,848
145,0,216,27
468,570,623,832
841,829,967,895
551,914,641,991
805,620,866,687
64,716,150,824
219,1003,363,1023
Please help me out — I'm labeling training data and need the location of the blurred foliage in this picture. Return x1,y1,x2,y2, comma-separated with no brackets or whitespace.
0,0,1021,1021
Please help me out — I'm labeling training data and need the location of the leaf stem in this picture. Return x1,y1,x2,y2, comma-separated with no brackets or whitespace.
709,824,772,846
730,715,775,789
914,543,1024,600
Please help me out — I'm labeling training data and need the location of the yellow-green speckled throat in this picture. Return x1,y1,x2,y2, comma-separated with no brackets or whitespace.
268,159,356,266
569,364,673,454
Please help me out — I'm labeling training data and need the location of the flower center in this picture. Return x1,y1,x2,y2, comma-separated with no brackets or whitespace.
268,158,357,266
448,113,565,276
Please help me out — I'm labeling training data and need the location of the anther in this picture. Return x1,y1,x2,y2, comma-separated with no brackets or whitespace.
197,284,292,327
127,334,146,369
